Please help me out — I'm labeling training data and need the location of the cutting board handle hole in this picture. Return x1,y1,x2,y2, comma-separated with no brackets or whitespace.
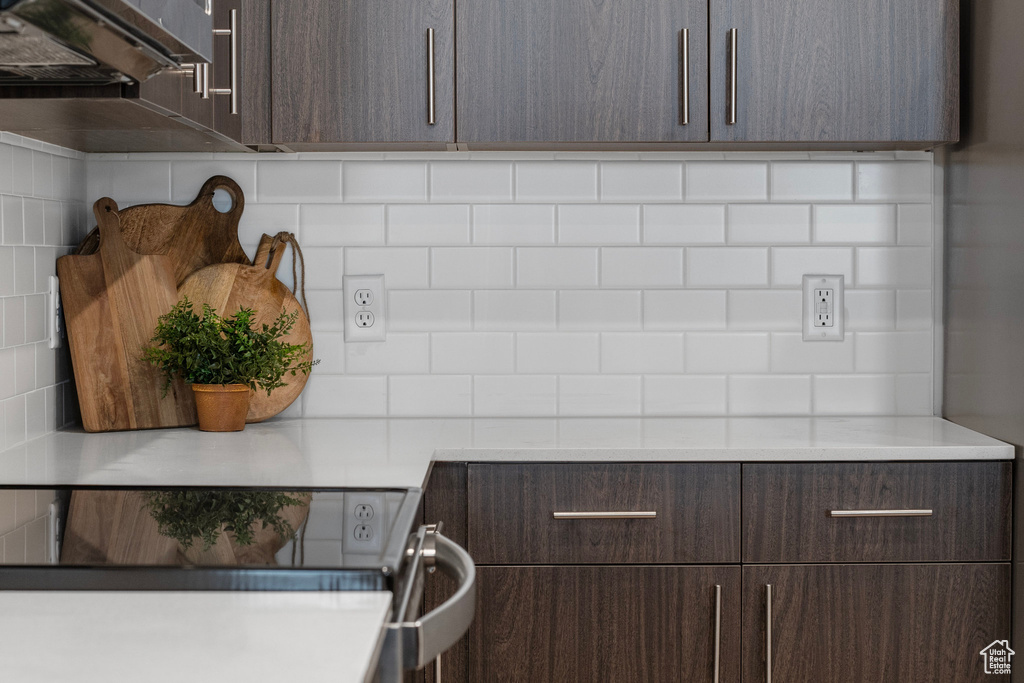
211,188,234,214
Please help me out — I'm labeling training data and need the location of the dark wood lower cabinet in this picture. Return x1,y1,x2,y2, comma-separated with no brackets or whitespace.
742,564,1012,683
466,565,740,683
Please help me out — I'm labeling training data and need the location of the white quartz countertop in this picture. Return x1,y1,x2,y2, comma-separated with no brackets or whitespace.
0,591,392,683
0,416,1011,489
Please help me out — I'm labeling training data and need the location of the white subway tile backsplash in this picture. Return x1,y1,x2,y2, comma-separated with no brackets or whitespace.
558,205,640,245
845,290,896,330
257,160,341,203
771,247,853,286
517,333,600,374
2,195,23,245
896,290,932,330
345,247,429,288
432,247,514,289
727,205,810,244
0,248,12,296
771,162,853,201
813,205,896,244
728,375,811,415
13,246,33,295
431,162,513,202
11,146,32,196
171,161,256,203
602,247,683,288
897,204,933,245
3,297,24,346
559,375,641,416
15,344,34,395
32,152,52,198
643,205,725,244
473,205,556,244
644,290,727,330
236,204,299,250
300,247,344,289
43,201,61,246
432,333,514,374
727,290,800,331
896,374,932,415
517,247,599,288
35,344,54,387
856,247,932,288
343,162,427,202
686,162,767,201
301,205,385,246
389,375,472,416
687,247,768,287
559,290,642,331
601,162,683,202
516,162,597,201
686,333,770,373
387,205,471,245
475,290,556,331
4,394,25,446
25,390,45,443
345,334,430,374
813,375,896,415
0,144,12,194
474,375,557,416
310,331,344,374
771,333,854,373
0,348,15,400
855,331,933,373
856,161,932,202
303,376,386,417
601,333,684,373
22,199,44,245
87,161,170,204
303,291,345,331
643,375,727,415
389,290,472,332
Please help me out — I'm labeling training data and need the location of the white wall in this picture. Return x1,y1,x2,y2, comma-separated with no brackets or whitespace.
0,133,86,562
86,150,938,419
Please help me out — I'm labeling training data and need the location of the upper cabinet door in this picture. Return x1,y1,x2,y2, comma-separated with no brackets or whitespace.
710,0,958,143
270,0,454,146
457,0,709,144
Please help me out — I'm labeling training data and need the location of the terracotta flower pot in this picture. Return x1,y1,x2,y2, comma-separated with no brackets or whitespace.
191,384,250,432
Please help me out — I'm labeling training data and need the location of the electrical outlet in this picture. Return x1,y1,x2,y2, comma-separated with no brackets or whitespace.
803,274,844,341
342,492,385,555
344,274,386,342
48,275,63,350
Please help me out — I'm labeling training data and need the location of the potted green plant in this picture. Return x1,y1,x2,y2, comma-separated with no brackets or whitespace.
143,297,317,432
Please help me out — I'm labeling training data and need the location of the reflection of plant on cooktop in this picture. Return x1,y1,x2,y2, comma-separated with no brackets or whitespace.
143,490,307,550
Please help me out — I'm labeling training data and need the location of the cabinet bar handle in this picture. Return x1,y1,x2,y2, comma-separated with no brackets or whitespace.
829,509,933,518
680,28,690,125
434,654,441,683
713,584,722,683
427,28,436,125
765,584,772,683
209,8,239,114
552,511,657,520
727,28,738,125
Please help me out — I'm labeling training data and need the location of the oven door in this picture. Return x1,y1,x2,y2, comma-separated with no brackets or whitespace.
376,524,476,683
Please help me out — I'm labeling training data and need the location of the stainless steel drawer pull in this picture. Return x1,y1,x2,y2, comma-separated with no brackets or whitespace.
552,511,657,520
829,509,933,518
727,28,738,125
680,28,690,125
713,584,722,683
427,28,436,125
765,584,773,683
209,8,239,114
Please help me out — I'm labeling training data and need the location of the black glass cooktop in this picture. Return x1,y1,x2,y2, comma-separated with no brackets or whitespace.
0,487,421,591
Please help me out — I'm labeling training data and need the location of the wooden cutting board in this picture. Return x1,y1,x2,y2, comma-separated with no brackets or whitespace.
178,234,313,423
75,175,250,286
57,198,197,432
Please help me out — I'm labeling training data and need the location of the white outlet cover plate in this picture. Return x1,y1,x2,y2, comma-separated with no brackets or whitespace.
802,274,845,341
343,274,386,342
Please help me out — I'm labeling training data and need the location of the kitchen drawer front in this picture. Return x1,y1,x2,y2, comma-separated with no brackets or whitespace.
742,462,1012,563
468,463,740,564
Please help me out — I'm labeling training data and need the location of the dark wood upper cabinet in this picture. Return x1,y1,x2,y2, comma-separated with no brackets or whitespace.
742,564,1011,683
270,0,454,148
709,0,959,144
457,0,709,144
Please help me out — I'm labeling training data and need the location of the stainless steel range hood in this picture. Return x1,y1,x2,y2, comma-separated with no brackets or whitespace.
0,0,212,84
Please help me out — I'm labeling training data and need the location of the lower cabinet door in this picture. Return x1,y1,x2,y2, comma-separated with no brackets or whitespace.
742,564,1011,683
465,565,740,683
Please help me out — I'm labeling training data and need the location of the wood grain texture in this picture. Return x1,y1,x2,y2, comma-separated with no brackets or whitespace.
710,0,959,142
177,234,313,423
240,0,272,146
57,199,196,432
76,175,250,287
457,0,708,143
742,462,1012,563
474,566,741,683
742,563,1011,683
468,464,740,564
422,463,469,683
271,0,454,145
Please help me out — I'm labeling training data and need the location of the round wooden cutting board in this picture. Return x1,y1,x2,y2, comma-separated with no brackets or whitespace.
178,234,313,423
